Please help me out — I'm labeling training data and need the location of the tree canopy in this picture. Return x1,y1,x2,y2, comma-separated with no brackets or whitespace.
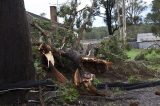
126,0,147,25
146,0,160,36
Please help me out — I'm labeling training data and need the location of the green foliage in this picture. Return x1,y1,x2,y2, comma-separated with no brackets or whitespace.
61,84,79,103
84,24,152,40
33,19,52,30
57,0,100,48
58,0,99,29
31,19,53,45
111,87,123,94
92,78,102,86
95,36,128,62
126,24,152,39
32,46,46,80
135,52,146,60
84,27,108,39
58,5,71,17
155,49,160,54
125,43,132,51
54,28,76,48
135,49,160,61
125,49,142,60
128,76,140,84
126,0,147,25
99,0,117,35
146,0,160,36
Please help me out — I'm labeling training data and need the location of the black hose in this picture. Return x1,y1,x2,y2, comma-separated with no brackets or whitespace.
97,80,160,91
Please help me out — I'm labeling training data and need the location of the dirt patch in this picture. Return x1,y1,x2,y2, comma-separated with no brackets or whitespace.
97,61,155,82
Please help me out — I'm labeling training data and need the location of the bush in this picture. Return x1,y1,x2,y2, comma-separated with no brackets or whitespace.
128,76,140,84
125,43,132,51
155,49,160,54
135,53,146,60
95,36,128,62
61,84,79,103
92,78,101,86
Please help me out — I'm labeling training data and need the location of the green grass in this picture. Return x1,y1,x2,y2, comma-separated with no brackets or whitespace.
148,64,160,71
126,49,160,71
125,49,143,60
145,51,160,60
126,49,160,60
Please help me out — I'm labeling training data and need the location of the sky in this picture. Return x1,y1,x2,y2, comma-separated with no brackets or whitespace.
24,0,153,27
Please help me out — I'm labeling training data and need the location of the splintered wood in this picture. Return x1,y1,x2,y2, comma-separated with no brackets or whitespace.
81,57,113,74
38,43,112,96
73,69,107,96
39,43,68,84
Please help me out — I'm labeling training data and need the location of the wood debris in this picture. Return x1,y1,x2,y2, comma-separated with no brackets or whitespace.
39,43,68,84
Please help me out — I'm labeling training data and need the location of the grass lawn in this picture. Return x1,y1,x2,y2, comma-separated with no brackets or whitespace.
126,49,160,71
125,49,143,60
145,50,160,60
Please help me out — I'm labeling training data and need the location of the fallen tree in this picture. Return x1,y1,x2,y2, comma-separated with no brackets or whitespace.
39,43,112,96
31,21,113,74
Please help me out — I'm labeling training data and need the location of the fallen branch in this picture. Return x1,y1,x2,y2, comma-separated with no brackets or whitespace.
31,22,49,37
39,44,68,84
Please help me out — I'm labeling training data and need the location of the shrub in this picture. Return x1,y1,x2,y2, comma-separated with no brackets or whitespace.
135,53,146,60
128,76,140,84
92,78,101,86
61,84,79,103
155,49,160,54
95,36,128,62
125,43,132,51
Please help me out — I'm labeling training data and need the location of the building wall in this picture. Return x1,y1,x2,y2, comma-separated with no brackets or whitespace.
128,41,138,48
138,41,160,49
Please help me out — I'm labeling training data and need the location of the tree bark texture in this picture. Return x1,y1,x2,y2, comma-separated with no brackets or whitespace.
0,0,35,84
0,0,35,104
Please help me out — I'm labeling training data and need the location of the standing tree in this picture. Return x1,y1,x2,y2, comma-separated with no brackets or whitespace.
126,0,147,25
146,0,160,36
100,0,118,36
0,0,35,104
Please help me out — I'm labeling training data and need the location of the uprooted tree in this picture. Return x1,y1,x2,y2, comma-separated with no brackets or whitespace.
0,0,35,104
29,3,113,96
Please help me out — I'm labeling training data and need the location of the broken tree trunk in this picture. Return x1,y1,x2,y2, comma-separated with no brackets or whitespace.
32,21,113,74
40,44,113,74
39,44,68,84
60,50,113,74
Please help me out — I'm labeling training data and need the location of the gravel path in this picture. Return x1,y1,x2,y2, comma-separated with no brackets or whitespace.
77,87,160,106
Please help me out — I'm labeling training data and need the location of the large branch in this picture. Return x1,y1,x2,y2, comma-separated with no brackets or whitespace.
32,21,113,74
31,22,49,37
39,43,113,75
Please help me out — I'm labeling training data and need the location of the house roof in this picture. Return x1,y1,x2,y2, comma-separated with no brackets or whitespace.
137,33,160,42
26,12,50,24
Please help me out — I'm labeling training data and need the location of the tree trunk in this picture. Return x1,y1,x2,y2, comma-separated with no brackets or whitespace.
122,0,127,45
0,0,35,104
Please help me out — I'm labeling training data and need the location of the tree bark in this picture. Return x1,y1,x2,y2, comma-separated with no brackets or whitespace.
0,0,35,104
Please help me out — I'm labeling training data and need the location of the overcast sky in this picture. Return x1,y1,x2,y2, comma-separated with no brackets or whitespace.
24,0,153,27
